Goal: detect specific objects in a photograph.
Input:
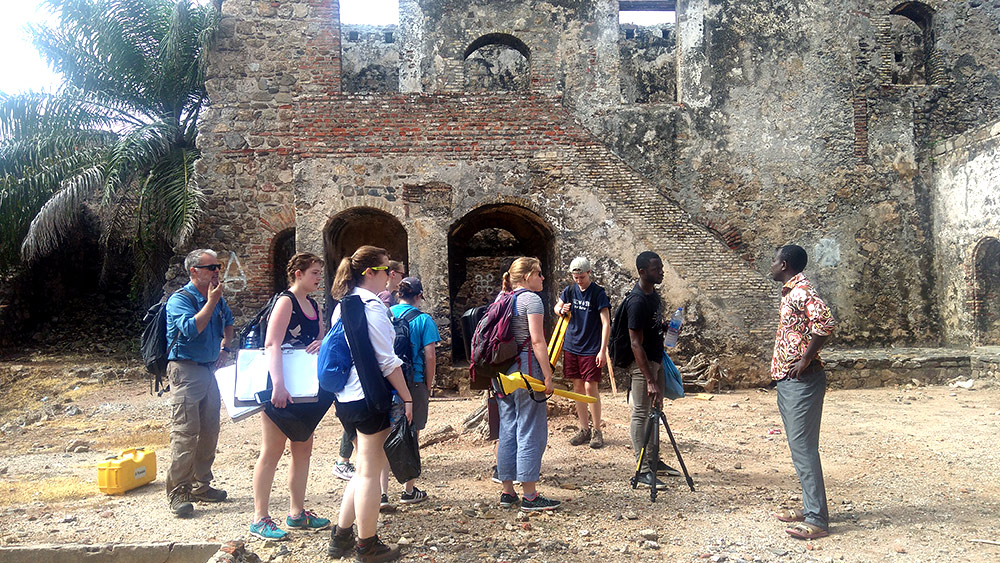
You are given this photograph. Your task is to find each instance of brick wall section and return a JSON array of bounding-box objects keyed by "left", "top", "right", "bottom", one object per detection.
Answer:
[{"left": 199, "top": 90, "right": 776, "bottom": 342}]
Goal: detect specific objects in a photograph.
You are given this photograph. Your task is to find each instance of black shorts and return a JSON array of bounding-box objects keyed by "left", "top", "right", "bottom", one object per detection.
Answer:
[{"left": 336, "top": 398, "right": 390, "bottom": 435}]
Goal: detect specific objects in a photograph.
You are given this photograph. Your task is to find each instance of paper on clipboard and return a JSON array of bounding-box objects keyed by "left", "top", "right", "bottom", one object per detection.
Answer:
[
  {"left": 235, "top": 348, "right": 320, "bottom": 406},
  {"left": 215, "top": 364, "right": 263, "bottom": 422}
]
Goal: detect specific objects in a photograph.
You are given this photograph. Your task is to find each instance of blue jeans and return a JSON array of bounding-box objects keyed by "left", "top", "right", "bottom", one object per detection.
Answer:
[
  {"left": 496, "top": 351, "right": 548, "bottom": 483},
  {"left": 777, "top": 370, "right": 829, "bottom": 529}
]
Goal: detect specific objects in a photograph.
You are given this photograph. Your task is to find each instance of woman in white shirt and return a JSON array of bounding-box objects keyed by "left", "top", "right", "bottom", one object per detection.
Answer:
[{"left": 326, "top": 245, "right": 412, "bottom": 562}]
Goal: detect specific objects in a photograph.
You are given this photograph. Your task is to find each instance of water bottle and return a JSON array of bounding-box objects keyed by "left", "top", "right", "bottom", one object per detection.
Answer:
[
  {"left": 663, "top": 307, "right": 683, "bottom": 347},
  {"left": 389, "top": 391, "right": 404, "bottom": 428},
  {"left": 243, "top": 325, "right": 258, "bottom": 349}
]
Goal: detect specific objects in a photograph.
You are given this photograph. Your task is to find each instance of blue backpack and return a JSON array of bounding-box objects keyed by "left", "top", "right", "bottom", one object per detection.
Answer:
[{"left": 318, "top": 315, "right": 351, "bottom": 393}]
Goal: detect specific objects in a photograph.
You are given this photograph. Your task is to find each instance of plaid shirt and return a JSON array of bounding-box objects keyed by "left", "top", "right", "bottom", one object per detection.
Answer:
[{"left": 770, "top": 273, "right": 835, "bottom": 380}]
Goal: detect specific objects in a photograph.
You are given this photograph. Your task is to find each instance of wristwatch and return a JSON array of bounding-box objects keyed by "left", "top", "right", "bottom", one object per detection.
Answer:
[{"left": 222, "top": 346, "right": 232, "bottom": 353}]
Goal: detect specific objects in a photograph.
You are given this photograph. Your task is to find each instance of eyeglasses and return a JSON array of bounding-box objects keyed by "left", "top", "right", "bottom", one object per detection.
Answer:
[
  {"left": 193, "top": 264, "right": 222, "bottom": 272},
  {"left": 364, "top": 265, "right": 389, "bottom": 275}
]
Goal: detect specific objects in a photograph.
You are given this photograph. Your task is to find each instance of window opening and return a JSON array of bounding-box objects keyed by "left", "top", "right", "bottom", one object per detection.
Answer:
[{"left": 463, "top": 33, "right": 530, "bottom": 92}]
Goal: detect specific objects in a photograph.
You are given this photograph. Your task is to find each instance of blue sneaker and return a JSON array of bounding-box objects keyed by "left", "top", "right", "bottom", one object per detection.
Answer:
[
  {"left": 286, "top": 509, "right": 331, "bottom": 530},
  {"left": 249, "top": 515, "right": 288, "bottom": 540}
]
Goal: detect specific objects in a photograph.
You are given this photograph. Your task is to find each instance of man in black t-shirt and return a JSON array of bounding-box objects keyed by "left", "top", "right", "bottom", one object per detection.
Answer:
[{"left": 625, "top": 251, "right": 670, "bottom": 490}]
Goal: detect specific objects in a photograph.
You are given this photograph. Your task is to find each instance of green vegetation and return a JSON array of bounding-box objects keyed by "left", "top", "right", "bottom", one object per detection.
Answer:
[{"left": 0, "top": 0, "right": 219, "bottom": 282}]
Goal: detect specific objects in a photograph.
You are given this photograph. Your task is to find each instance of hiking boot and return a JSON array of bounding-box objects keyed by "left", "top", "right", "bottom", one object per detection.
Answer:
[
  {"left": 569, "top": 428, "right": 591, "bottom": 446},
  {"left": 332, "top": 461, "right": 356, "bottom": 481},
  {"left": 635, "top": 471, "right": 668, "bottom": 490},
  {"left": 499, "top": 492, "right": 520, "bottom": 508},
  {"left": 400, "top": 486, "right": 427, "bottom": 505},
  {"left": 589, "top": 428, "right": 604, "bottom": 449},
  {"left": 168, "top": 486, "right": 194, "bottom": 517},
  {"left": 286, "top": 509, "right": 331, "bottom": 530},
  {"left": 355, "top": 535, "right": 401, "bottom": 562},
  {"left": 192, "top": 486, "right": 228, "bottom": 502},
  {"left": 521, "top": 494, "right": 561, "bottom": 512},
  {"left": 327, "top": 525, "right": 356, "bottom": 558},
  {"left": 249, "top": 515, "right": 288, "bottom": 540},
  {"left": 655, "top": 459, "right": 681, "bottom": 477}
]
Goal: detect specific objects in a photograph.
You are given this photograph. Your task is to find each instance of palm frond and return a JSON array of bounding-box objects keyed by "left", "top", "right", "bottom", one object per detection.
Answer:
[{"left": 20, "top": 166, "right": 105, "bottom": 261}]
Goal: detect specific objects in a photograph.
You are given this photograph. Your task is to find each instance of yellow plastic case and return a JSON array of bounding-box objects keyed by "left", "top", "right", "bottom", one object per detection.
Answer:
[{"left": 97, "top": 448, "right": 156, "bottom": 494}]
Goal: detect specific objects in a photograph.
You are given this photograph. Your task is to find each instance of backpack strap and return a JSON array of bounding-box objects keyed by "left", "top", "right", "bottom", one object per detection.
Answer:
[
  {"left": 166, "top": 289, "right": 198, "bottom": 354},
  {"left": 400, "top": 307, "right": 423, "bottom": 323},
  {"left": 158, "top": 288, "right": 198, "bottom": 395}
]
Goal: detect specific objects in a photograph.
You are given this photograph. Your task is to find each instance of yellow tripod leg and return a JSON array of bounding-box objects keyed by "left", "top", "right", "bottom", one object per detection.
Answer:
[
  {"left": 549, "top": 314, "right": 569, "bottom": 368},
  {"left": 500, "top": 372, "right": 597, "bottom": 403},
  {"left": 547, "top": 315, "right": 562, "bottom": 358}
]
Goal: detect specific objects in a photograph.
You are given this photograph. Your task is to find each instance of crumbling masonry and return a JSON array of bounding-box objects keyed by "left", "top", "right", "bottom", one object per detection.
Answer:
[{"left": 185, "top": 0, "right": 1000, "bottom": 387}]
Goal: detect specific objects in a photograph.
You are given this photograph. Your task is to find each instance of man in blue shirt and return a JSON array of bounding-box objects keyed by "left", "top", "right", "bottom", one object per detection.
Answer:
[
  {"left": 164, "top": 248, "right": 235, "bottom": 517},
  {"left": 554, "top": 257, "right": 611, "bottom": 449}
]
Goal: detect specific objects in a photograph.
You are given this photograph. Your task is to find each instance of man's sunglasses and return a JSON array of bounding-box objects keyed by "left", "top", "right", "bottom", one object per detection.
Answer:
[
  {"left": 364, "top": 265, "right": 390, "bottom": 275},
  {"left": 193, "top": 264, "right": 222, "bottom": 271}
]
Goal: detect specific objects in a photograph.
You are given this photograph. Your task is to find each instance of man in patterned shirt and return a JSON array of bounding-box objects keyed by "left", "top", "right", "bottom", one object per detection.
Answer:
[{"left": 769, "top": 245, "right": 835, "bottom": 540}]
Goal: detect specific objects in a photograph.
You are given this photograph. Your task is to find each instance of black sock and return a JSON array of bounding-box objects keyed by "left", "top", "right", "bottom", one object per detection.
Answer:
[{"left": 334, "top": 525, "right": 352, "bottom": 538}]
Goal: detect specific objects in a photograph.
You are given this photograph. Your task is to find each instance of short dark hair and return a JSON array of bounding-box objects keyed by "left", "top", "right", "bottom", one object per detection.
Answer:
[
  {"left": 777, "top": 245, "right": 808, "bottom": 273},
  {"left": 636, "top": 251, "right": 661, "bottom": 272}
]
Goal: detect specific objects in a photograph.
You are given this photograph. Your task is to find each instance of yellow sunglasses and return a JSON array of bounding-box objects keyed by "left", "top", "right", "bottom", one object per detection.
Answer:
[{"left": 364, "top": 265, "right": 390, "bottom": 275}]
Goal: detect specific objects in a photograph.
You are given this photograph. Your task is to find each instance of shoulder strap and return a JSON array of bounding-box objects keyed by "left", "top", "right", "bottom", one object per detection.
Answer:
[
  {"left": 401, "top": 307, "right": 422, "bottom": 323},
  {"left": 167, "top": 289, "right": 199, "bottom": 353}
]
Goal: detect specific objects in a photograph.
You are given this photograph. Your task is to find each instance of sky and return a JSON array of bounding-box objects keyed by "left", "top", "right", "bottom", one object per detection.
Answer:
[{"left": 0, "top": 0, "right": 674, "bottom": 96}]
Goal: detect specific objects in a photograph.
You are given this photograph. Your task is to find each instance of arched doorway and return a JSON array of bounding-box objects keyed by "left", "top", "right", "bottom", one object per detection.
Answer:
[
  {"left": 448, "top": 204, "right": 554, "bottom": 363},
  {"left": 973, "top": 237, "right": 1000, "bottom": 346},
  {"left": 324, "top": 207, "right": 408, "bottom": 313},
  {"left": 272, "top": 228, "right": 296, "bottom": 293}
]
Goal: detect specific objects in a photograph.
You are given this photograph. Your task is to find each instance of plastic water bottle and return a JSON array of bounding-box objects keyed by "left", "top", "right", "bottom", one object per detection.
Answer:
[
  {"left": 243, "top": 326, "right": 258, "bottom": 349},
  {"left": 663, "top": 307, "right": 683, "bottom": 347},
  {"left": 389, "top": 392, "right": 404, "bottom": 428}
]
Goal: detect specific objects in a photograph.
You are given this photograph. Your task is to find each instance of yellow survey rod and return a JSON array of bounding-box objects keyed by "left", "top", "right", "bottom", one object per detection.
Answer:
[
  {"left": 499, "top": 371, "right": 597, "bottom": 403},
  {"left": 547, "top": 313, "right": 569, "bottom": 368}
]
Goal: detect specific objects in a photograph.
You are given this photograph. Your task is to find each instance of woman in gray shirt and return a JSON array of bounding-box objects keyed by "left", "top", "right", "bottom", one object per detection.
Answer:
[{"left": 495, "top": 257, "right": 561, "bottom": 512}]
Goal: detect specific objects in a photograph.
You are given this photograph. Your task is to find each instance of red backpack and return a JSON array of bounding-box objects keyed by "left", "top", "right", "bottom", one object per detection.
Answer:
[{"left": 469, "top": 289, "right": 529, "bottom": 388}]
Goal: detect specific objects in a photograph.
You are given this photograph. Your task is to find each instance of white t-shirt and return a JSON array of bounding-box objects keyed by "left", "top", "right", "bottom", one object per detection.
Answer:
[{"left": 330, "top": 286, "right": 403, "bottom": 403}]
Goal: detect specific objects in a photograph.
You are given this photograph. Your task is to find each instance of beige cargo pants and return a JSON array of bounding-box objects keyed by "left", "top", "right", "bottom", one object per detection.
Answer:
[{"left": 164, "top": 360, "right": 221, "bottom": 495}]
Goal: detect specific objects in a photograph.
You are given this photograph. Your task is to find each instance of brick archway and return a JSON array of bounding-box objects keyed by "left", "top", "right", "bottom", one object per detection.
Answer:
[
  {"left": 323, "top": 207, "right": 408, "bottom": 312},
  {"left": 447, "top": 203, "right": 554, "bottom": 363}
]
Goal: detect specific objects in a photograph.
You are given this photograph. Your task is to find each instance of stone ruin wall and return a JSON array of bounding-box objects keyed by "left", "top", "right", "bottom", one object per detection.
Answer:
[
  {"left": 185, "top": 0, "right": 1000, "bottom": 388},
  {"left": 931, "top": 118, "right": 1000, "bottom": 347}
]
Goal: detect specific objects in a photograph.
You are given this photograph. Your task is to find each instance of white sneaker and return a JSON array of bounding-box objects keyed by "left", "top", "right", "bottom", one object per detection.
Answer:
[{"left": 332, "top": 461, "right": 355, "bottom": 481}]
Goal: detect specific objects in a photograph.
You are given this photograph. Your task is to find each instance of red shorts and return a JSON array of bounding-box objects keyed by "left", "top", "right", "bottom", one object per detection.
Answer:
[{"left": 563, "top": 351, "right": 602, "bottom": 383}]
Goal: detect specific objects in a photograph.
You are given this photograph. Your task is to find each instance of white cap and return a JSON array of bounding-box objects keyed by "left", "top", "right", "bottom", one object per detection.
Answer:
[{"left": 569, "top": 257, "right": 592, "bottom": 273}]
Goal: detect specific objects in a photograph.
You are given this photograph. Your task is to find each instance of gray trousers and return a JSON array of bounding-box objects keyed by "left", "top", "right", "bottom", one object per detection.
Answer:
[
  {"left": 165, "top": 360, "right": 221, "bottom": 495},
  {"left": 776, "top": 370, "right": 829, "bottom": 529},
  {"left": 628, "top": 361, "right": 665, "bottom": 474}
]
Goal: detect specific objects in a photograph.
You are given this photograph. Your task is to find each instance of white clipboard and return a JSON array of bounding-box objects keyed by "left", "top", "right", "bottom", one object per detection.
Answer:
[
  {"left": 214, "top": 364, "right": 263, "bottom": 422},
  {"left": 234, "top": 348, "right": 320, "bottom": 406}
]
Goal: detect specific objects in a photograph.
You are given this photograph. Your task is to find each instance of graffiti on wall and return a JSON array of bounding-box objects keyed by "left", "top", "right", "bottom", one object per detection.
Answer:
[{"left": 221, "top": 252, "right": 247, "bottom": 292}]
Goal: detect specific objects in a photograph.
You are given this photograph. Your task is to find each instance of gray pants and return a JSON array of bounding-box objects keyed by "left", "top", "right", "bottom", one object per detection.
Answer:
[
  {"left": 165, "top": 360, "right": 221, "bottom": 495},
  {"left": 628, "top": 361, "right": 665, "bottom": 474},
  {"left": 776, "top": 370, "right": 829, "bottom": 529}
]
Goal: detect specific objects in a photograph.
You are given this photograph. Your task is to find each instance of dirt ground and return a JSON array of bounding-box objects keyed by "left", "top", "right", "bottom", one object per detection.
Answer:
[{"left": 0, "top": 355, "right": 998, "bottom": 563}]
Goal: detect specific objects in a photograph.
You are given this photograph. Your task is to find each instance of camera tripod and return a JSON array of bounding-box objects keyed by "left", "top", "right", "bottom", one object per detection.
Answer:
[{"left": 630, "top": 406, "right": 695, "bottom": 501}]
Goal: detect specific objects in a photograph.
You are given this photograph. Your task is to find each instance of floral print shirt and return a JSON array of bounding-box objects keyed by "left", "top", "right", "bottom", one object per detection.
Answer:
[{"left": 770, "top": 273, "right": 836, "bottom": 380}]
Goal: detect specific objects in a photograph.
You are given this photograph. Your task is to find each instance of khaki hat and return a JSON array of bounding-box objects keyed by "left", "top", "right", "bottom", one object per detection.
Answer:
[{"left": 569, "top": 257, "right": 591, "bottom": 273}]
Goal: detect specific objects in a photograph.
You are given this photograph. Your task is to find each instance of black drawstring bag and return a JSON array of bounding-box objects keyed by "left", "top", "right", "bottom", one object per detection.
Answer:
[{"left": 384, "top": 416, "right": 421, "bottom": 484}]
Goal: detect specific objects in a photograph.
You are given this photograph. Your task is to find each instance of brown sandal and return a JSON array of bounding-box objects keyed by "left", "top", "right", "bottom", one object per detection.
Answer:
[
  {"left": 772, "top": 508, "right": 805, "bottom": 523},
  {"left": 785, "top": 522, "right": 829, "bottom": 540}
]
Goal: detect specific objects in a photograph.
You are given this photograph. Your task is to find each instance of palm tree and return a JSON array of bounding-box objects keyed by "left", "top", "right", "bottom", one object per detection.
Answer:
[{"left": 0, "top": 0, "right": 219, "bottom": 288}]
